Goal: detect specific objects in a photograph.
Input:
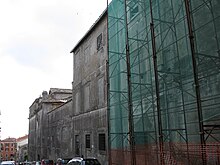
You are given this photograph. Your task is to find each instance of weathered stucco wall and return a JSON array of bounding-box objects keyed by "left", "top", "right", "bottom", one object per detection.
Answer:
[
  {"left": 47, "top": 100, "right": 73, "bottom": 160},
  {"left": 28, "top": 10, "right": 108, "bottom": 165},
  {"left": 28, "top": 89, "right": 72, "bottom": 161},
  {"left": 72, "top": 11, "right": 108, "bottom": 165}
]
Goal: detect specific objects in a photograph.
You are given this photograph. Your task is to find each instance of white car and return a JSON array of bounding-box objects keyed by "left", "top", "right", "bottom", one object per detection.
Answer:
[
  {"left": 67, "top": 157, "right": 101, "bottom": 165},
  {"left": 0, "top": 161, "right": 15, "bottom": 165}
]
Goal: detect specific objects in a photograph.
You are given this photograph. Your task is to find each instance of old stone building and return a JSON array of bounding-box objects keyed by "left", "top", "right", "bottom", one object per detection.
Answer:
[
  {"left": 47, "top": 98, "right": 72, "bottom": 160},
  {"left": 70, "top": 10, "right": 108, "bottom": 164},
  {"left": 28, "top": 88, "right": 72, "bottom": 161},
  {"left": 28, "top": 9, "right": 108, "bottom": 165}
]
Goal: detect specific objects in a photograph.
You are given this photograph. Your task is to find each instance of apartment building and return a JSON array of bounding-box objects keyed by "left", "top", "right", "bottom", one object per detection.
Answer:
[{"left": 1, "top": 137, "right": 17, "bottom": 161}]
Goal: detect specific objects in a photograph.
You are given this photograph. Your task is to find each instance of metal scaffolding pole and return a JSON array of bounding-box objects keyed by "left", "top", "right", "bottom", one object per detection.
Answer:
[
  {"left": 184, "top": 0, "right": 207, "bottom": 164},
  {"left": 106, "top": 1, "right": 113, "bottom": 164},
  {"left": 124, "top": 0, "right": 136, "bottom": 164},
  {"left": 149, "top": 0, "right": 164, "bottom": 164}
]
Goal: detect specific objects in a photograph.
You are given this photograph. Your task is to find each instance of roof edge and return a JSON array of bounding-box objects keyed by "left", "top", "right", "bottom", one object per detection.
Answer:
[{"left": 70, "top": 8, "right": 107, "bottom": 53}]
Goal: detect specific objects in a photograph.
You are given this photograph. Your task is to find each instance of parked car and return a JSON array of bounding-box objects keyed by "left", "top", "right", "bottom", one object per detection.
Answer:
[
  {"left": 61, "top": 158, "right": 72, "bottom": 165},
  {"left": 0, "top": 161, "right": 15, "bottom": 165},
  {"left": 31, "top": 161, "right": 41, "bottom": 165},
  {"left": 56, "top": 158, "right": 62, "bottom": 165},
  {"left": 67, "top": 157, "right": 101, "bottom": 165},
  {"left": 55, "top": 158, "right": 72, "bottom": 165},
  {"left": 41, "top": 160, "right": 54, "bottom": 165},
  {"left": 35, "top": 161, "right": 41, "bottom": 165}
]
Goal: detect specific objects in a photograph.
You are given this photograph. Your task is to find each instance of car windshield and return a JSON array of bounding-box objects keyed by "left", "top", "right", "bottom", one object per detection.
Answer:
[{"left": 61, "top": 159, "right": 72, "bottom": 165}]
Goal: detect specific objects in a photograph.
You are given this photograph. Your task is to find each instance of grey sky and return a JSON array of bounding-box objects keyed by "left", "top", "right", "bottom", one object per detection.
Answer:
[{"left": 0, "top": 0, "right": 107, "bottom": 139}]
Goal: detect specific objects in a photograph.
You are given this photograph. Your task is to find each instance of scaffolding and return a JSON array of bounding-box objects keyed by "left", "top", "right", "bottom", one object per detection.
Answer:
[{"left": 107, "top": 0, "right": 220, "bottom": 164}]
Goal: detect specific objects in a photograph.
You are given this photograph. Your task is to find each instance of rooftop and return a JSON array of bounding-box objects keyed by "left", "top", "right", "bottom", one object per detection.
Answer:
[{"left": 1, "top": 137, "right": 16, "bottom": 142}]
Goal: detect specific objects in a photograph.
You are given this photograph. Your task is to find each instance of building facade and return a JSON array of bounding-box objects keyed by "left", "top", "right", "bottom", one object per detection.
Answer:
[
  {"left": 28, "top": 10, "right": 108, "bottom": 164},
  {"left": 70, "top": 10, "right": 108, "bottom": 165},
  {"left": 47, "top": 99, "right": 72, "bottom": 160},
  {"left": 28, "top": 88, "right": 72, "bottom": 161},
  {"left": 1, "top": 137, "right": 17, "bottom": 161},
  {"left": 16, "top": 135, "right": 28, "bottom": 162},
  {"left": 107, "top": 0, "right": 220, "bottom": 164},
  {"left": 25, "top": 0, "right": 220, "bottom": 164}
]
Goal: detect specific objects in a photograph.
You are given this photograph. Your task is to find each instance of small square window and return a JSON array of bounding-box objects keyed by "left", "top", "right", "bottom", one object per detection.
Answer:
[
  {"left": 129, "top": 0, "right": 139, "bottom": 20},
  {"left": 85, "top": 134, "right": 91, "bottom": 148},
  {"left": 98, "top": 133, "right": 106, "bottom": 151},
  {"left": 97, "top": 33, "right": 103, "bottom": 51}
]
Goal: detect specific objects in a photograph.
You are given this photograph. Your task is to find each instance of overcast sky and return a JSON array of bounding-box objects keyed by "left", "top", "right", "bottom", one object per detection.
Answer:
[{"left": 0, "top": 0, "right": 107, "bottom": 140}]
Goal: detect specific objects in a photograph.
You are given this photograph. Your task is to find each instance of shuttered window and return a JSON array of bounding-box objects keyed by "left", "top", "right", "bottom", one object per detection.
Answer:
[{"left": 98, "top": 133, "right": 105, "bottom": 151}]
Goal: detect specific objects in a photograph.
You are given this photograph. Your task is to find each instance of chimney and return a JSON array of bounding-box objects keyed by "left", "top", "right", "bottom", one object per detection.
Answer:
[{"left": 42, "top": 91, "right": 48, "bottom": 100}]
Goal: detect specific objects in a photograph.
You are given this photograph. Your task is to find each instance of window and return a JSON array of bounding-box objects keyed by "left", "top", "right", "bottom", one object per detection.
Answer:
[
  {"left": 129, "top": 0, "right": 139, "bottom": 20},
  {"left": 85, "top": 134, "right": 91, "bottom": 149},
  {"left": 84, "top": 46, "right": 90, "bottom": 63},
  {"left": 98, "top": 77, "right": 104, "bottom": 106},
  {"left": 75, "top": 92, "right": 80, "bottom": 114},
  {"left": 84, "top": 85, "right": 90, "bottom": 111},
  {"left": 75, "top": 135, "right": 80, "bottom": 156},
  {"left": 130, "top": 5, "right": 138, "bottom": 19},
  {"left": 97, "top": 33, "right": 103, "bottom": 51},
  {"left": 98, "top": 133, "right": 106, "bottom": 151},
  {"left": 36, "top": 116, "right": 39, "bottom": 129}
]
